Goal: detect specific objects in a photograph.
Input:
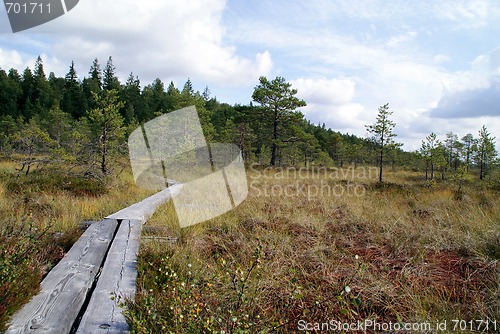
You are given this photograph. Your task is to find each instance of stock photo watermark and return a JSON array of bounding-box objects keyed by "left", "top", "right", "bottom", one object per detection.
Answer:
[
  {"left": 128, "top": 106, "right": 248, "bottom": 228},
  {"left": 248, "top": 165, "right": 378, "bottom": 200},
  {"left": 127, "top": 107, "right": 378, "bottom": 227},
  {"left": 3, "top": 0, "right": 79, "bottom": 32},
  {"left": 297, "top": 318, "right": 498, "bottom": 332}
]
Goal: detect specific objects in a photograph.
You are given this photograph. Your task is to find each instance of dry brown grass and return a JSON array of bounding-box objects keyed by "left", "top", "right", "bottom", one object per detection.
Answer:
[
  {"left": 0, "top": 160, "right": 154, "bottom": 231},
  {"left": 127, "top": 166, "right": 499, "bottom": 333}
]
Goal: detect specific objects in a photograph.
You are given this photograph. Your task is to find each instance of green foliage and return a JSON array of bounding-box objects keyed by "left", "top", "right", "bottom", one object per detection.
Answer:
[
  {"left": 252, "top": 76, "right": 307, "bottom": 165},
  {"left": 38, "top": 107, "right": 74, "bottom": 148},
  {"left": 9, "top": 118, "right": 55, "bottom": 175},
  {"left": 62, "top": 61, "right": 87, "bottom": 119},
  {"left": 103, "top": 56, "right": 121, "bottom": 91},
  {"left": 0, "top": 68, "right": 21, "bottom": 118},
  {"left": 5, "top": 171, "right": 108, "bottom": 196},
  {"left": 473, "top": 125, "right": 497, "bottom": 180},
  {"left": 365, "top": 103, "right": 399, "bottom": 182},
  {"left": 0, "top": 221, "right": 80, "bottom": 331},
  {"left": 87, "top": 90, "right": 125, "bottom": 175},
  {"left": 121, "top": 73, "right": 142, "bottom": 123},
  {"left": 0, "top": 57, "right": 496, "bottom": 174},
  {"left": 461, "top": 133, "right": 474, "bottom": 172},
  {"left": 0, "top": 224, "right": 44, "bottom": 331},
  {"left": 420, "top": 132, "right": 446, "bottom": 181},
  {"left": 125, "top": 244, "right": 266, "bottom": 333}
]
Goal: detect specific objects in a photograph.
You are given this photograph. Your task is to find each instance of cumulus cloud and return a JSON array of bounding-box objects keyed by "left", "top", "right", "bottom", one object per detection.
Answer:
[
  {"left": 433, "top": 54, "right": 451, "bottom": 64},
  {"left": 2, "top": 0, "right": 499, "bottom": 151},
  {"left": 0, "top": 49, "right": 24, "bottom": 69},
  {"left": 6, "top": 0, "right": 272, "bottom": 86},
  {"left": 387, "top": 31, "right": 417, "bottom": 48},
  {"left": 431, "top": 48, "right": 500, "bottom": 118},
  {"left": 291, "top": 78, "right": 355, "bottom": 106},
  {"left": 291, "top": 77, "right": 365, "bottom": 130},
  {"left": 435, "top": 0, "right": 489, "bottom": 28},
  {"left": 430, "top": 83, "right": 500, "bottom": 118}
]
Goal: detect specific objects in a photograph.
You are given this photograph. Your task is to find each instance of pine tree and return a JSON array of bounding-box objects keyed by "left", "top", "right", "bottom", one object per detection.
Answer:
[
  {"left": 83, "top": 59, "right": 104, "bottom": 111},
  {"left": 365, "top": 103, "right": 398, "bottom": 182},
  {"left": 202, "top": 86, "right": 211, "bottom": 101},
  {"left": 31, "top": 57, "right": 54, "bottom": 111},
  {"left": 165, "top": 81, "right": 181, "bottom": 112},
  {"left": 63, "top": 62, "right": 86, "bottom": 118},
  {"left": 121, "top": 72, "right": 142, "bottom": 123},
  {"left": 182, "top": 78, "right": 194, "bottom": 96},
  {"left": 142, "top": 78, "right": 168, "bottom": 118},
  {"left": 461, "top": 133, "right": 474, "bottom": 172},
  {"left": 252, "top": 76, "right": 306, "bottom": 166},
  {"left": 420, "top": 132, "right": 446, "bottom": 181},
  {"left": 87, "top": 90, "right": 125, "bottom": 175},
  {"left": 445, "top": 132, "right": 461, "bottom": 171},
  {"left": 10, "top": 118, "right": 54, "bottom": 175},
  {"left": 20, "top": 67, "right": 35, "bottom": 119},
  {"left": 65, "top": 61, "right": 78, "bottom": 82},
  {"left": 89, "top": 58, "right": 102, "bottom": 90},
  {"left": 33, "top": 56, "right": 45, "bottom": 80},
  {"left": 103, "top": 56, "right": 120, "bottom": 91},
  {"left": 474, "top": 125, "right": 497, "bottom": 180},
  {"left": 0, "top": 68, "right": 21, "bottom": 118}
]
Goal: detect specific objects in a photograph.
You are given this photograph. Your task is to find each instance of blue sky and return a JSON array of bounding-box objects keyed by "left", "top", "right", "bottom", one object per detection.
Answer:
[{"left": 1, "top": 0, "right": 499, "bottom": 150}]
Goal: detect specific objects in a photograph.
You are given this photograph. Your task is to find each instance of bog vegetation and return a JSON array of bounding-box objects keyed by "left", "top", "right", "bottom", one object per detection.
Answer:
[
  {"left": 127, "top": 168, "right": 499, "bottom": 333},
  {"left": 0, "top": 56, "right": 498, "bottom": 332}
]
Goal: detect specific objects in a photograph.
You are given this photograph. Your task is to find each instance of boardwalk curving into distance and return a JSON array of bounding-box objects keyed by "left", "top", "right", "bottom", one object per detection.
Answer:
[{"left": 6, "top": 184, "right": 183, "bottom": 334}]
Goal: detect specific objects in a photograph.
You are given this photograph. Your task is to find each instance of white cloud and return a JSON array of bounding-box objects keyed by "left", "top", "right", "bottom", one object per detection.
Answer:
[
  {"left": 290, "top": 77, "right": 365, "bottom": 131},
  {"left": 430, "top": 48, "right": 500, "bottom": 119},
  {"left": 433, "top": 54, "right": 450, "bottom": 64},
  {"left": 16, "top": 0, "right": 272, "bottom": 86},
  {"left": 291, "top": 77, "right": 356, "bottom": 106},
  {"left": 436, "top": 0, "right": 488, "bottom": 24},
  {"left": 2, "top": 0, "right": 499, "bottom": 151},
  {"left": 0, "top": 48, "right": 24, "bottom": 70},
  {"left": 387, "top": 31, "right": 417, "bottom": 47}
]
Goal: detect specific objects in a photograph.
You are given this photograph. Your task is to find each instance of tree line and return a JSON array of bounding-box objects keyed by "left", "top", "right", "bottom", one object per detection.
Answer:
[
  {"left": 419, "top": 127, "right": 497, "bottom": 181},
  {"left": 0, "top": 56, "right": 497, "bottom": 181}
]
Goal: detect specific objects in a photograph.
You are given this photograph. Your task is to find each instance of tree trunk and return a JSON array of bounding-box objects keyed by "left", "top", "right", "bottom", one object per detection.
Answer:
[
  {"left": 479, "top": 147, "right": 484, "bottom": 180},
  {"left": 270, "top": 111, "right": 278, "bottom": 166},
  {"left": 379, "top": 146, "right": 383, "bottom": 183},
  {"left": 101, "top": 129, "right": 107, "bottom": 174},
  {"left": 379, "top": 124, "right": 385, "bottom": 183},
  {"left": 480, "top": 160, "right": 484, "bottom": 180},
  {"left": 465, "top": 151, "right": 470, "bottom": 172}
]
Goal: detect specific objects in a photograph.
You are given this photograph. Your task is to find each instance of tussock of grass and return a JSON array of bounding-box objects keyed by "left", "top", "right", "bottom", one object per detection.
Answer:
[{"left": 127, "top": 167, "right": 499, "bottom": 333}]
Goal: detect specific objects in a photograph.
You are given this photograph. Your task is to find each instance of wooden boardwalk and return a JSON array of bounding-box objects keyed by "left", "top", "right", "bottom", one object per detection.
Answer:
[{"left": 6, "top": 184, "right": 182, "bottom": 334}]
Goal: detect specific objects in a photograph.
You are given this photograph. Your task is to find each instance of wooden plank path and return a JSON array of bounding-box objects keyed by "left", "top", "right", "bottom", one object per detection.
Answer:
[{"left": 6, "top": 184, "right": 183, "bottom": 334}]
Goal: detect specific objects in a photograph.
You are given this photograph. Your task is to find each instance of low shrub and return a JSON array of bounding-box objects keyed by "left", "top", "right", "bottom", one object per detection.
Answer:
[
  {"left": 0, "top": 221, "right": 80, "bottom": 331},
  {"left": 5, "top": 171, "right": 108, "bottom": 197}
]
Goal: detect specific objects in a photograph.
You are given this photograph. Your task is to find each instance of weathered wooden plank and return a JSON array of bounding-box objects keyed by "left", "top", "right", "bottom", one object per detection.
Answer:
[
  {"left": 79, "top": 221, "right": 97, "bottom": 230},
  {"left": 106, "top": 184, "right": 182, "bottom": 222},
  {"left": 76, "top": 219, "right": 143, "bottom": 334},
  {"left": 6, "top": 219, "right": 119, "bottom": 334}
]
